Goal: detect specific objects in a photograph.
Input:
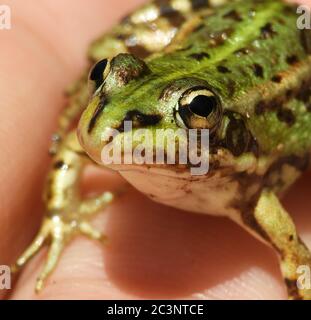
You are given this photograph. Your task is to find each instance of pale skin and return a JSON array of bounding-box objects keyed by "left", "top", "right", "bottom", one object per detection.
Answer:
[{"left": 0, "top": 0, "right": 311, "bottom": 299}]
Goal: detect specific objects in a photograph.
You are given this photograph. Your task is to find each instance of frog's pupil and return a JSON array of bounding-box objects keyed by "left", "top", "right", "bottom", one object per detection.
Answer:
[{"left": 189, "top": 95, "right": 217, "bottom": 117}]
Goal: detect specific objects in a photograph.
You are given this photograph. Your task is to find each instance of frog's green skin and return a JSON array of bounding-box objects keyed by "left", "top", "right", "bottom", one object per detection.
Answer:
[{"left": 13, "top": 0, "right": 311, "bottom": 299}]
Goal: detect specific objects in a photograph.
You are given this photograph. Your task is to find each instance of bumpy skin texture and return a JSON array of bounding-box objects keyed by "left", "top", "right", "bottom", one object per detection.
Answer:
[{"left": 5, "top": 0, "right": 309, "bottom": 298}]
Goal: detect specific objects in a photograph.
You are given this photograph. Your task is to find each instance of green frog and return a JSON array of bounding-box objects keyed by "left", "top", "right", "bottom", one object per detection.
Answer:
[{"left": 12, "top": 0, "right": 311, "bottom": 299}]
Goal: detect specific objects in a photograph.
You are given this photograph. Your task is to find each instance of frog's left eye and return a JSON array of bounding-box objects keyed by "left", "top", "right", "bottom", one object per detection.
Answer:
[
  {"left": 88, "top": 58, "right": 110, "bottom": 93},
  {"left": 175, "top": 87, "right": 222, "bottom": 130}
]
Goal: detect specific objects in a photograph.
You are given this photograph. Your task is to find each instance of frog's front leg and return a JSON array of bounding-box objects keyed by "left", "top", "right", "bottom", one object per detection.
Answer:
[
  {"left": 239, "top": 190, "right": 311, "bottom": 300},
  {"left": 12, "top": 131, "right": 114, "bottom": 293}
]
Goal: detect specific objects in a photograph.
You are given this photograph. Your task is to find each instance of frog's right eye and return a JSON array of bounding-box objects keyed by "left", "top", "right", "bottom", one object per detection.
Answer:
[
  {"left": 88, "top": 58, "right": 110, "bottom": 93},
  {"left": 175, "top": 87, "right": 222, "bottom": 130}
]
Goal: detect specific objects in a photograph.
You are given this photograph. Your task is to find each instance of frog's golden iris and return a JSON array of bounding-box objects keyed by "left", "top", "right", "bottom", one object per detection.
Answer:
[{"left": 175, "top": 87, "right": 222, "bottom": 130}]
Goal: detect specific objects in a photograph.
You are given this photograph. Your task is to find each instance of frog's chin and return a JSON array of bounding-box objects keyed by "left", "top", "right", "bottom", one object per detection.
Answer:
[
  {"left": 104, "top": 163, "right": 196, "bottom": 179},
  {"left": 105, "top": 162, "right": 243, "bottom": 217}
]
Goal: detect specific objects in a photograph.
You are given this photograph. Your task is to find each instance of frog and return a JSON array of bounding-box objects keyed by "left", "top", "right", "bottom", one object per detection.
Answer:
[{"left": 12, "top": 0, "right": 311, "bottom": 299}]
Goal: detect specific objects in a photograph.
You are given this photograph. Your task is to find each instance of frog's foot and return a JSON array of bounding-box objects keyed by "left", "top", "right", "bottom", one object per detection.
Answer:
[
  {"left": 12, "top": 191, "right": 114, "bottom": 293},
  {"left": 238, "top": 189, "right": 311, "bottom": 300},
  {"left": 12, "top": 216, "right": 107, "bottom": 293}
]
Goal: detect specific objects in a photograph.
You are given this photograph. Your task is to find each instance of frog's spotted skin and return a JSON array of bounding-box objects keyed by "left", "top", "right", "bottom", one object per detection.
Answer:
[
  {"left": 89, "top": 0, "right": 226, "bottom": 61},
  {"left": 13, "top": 0, "right": 311, "bottom": 299}
]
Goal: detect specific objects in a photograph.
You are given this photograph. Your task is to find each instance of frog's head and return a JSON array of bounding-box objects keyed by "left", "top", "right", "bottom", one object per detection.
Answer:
[{"left": 78, "top": 53, "right": 255, "bottom": 180}]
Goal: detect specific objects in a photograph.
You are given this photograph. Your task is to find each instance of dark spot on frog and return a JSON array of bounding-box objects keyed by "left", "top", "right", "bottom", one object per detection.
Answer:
[
  {"left": 283, "top": 4, "right": 298, "bottom": 15},
  {"left": 116, "top": 110, "right": 162, "bottom": 132},
  {"left": 234, "top": 47, "right": 251, "bottom": 56},
  {"left": 223, "top": 111, "right": 253, "bottom": 157},
  {"left": 168, "top": 12, "right": 186, "bottom": 28},
  {"left": 53, "top": 160, "right": 70, "bottom": 170},
  {"left": 208, "top": 28, "right": 233, "bottom": 47},
  {"left": 272, "top": 96, "right": 286, "bottom": 110},
  {"left": 127, "top": 44, "right": 151, "bottom": 59},
  {"left": 271, "top": 74, "right": 282, "bottom": 83},
  {"left": 286, "top": 89, "right": 294, "bottom": 99},
  {"left": 286, "top": 55, "right": 299, "bottom": 65},
  {"left": 255, "top": 95, "right": 286, "bottom": 116},
  {"left": 260, "top": 23, "right": 277, "bottom": 39},
  {"left": 289, "top": 235, "right": 294, "bottom": 242},
  {"left": 300, "top": 29, "right": 311, "bottom": 54},
  {"left": 88, "top": 95, "right": 107, "bottom": 134},
  {"left": 296, "top": 79, "right": 311, "bottom": 103},
  {"left": 191, "top": 0, "right": 209, "bottom": 10},
  {"left": 255, "top": 101, "right": 267, "bottom": 115},
  {"left": 217, "top": 65, "right": 231, "bottom": 73},
  {"left": 253, "top": 63, "right": 264, "bottom": 78},
  {"left": 193, "top": 24, "right": 205, "bottom": 33},
  {"left": 189, "top": 52, "right": 210, "bottom": 61},
  {"left": 116, "top": 33, "right": 127, "bottom": 41},
  {"left": 223, "top": 9, "right": 242, "bottom": 22},
  {"left": 156, "top": 0, "right": 186, "bottom": 28},
  {"left": 285, "top": 278, "right": 303, "bottom": 300},
  {"left": 277, "top": 109, "right": 296, "bottom": 126},
  {"left": 155, "top": 0, "right": 175, "bottom": 16},
  {"left": 226, "top": 79, "right": 236, "bottom": 97}
]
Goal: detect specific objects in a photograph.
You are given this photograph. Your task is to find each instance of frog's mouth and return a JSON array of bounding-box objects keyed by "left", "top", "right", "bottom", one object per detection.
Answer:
[
  {"left": 79, "top": 121, "right": 241, "bottom": 179},
  {"left": 94, "top": 125, "right": 217, "bottom": 177}
]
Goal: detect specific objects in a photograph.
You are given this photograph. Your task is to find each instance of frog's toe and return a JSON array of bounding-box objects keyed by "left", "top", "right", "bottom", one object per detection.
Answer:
[
  {"left": 78, "top": 221, "right": 107, "bottom": 243},
  {"left": 11, "top": 219, "right": 51, "bottom": 273},
  {"left": 13, "top": 214, "right": 108, "bottom": 293},
  {"left": 34, "top": 218, "right": 107, "bottom": 292},
  {"left": 35, "top": 231, "right": 65, "bottom": 293}
]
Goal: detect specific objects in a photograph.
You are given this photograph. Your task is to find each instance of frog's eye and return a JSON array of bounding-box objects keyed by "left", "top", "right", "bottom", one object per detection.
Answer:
[
  {"left": 175, "top": 87, "right": 222, "bottom": 130},
  {"left": 88, "top": 58, "right": 110, "bottom": 93}
]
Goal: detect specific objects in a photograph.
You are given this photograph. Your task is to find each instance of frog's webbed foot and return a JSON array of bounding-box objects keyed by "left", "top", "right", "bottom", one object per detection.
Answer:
[{"left": 12, "top": 192, "right": 113, "bottom": 293}]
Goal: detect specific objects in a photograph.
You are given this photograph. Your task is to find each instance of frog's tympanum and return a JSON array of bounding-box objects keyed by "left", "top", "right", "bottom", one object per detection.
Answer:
[{"left": 13, "top": 0, "right": 311, "bottom": 299}]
